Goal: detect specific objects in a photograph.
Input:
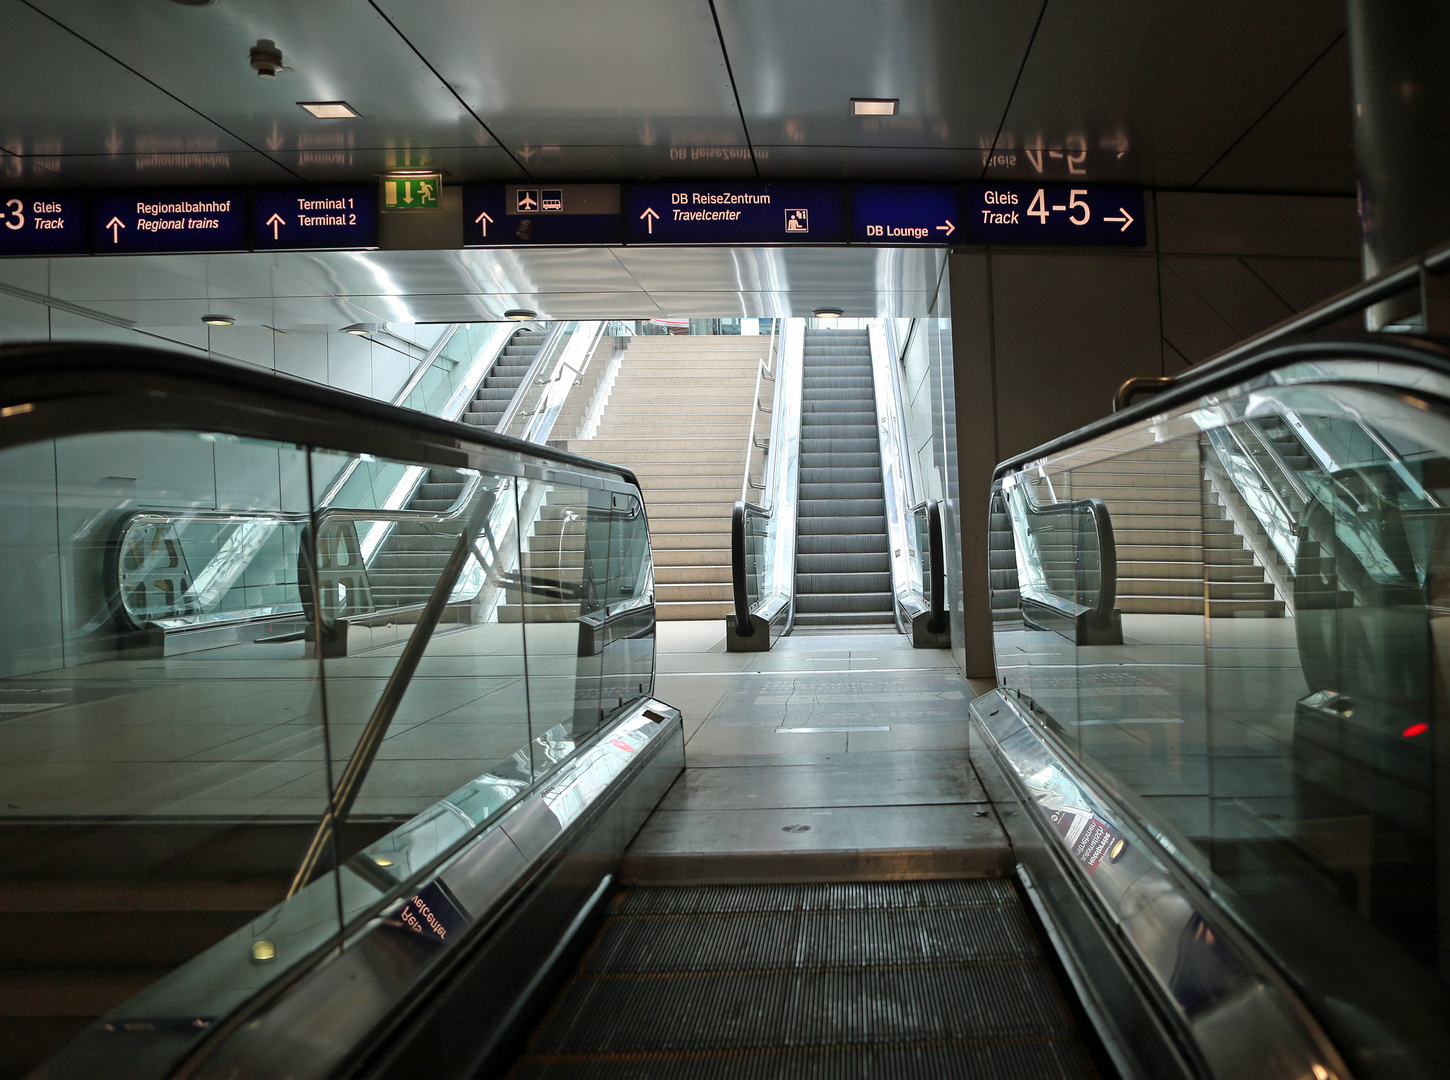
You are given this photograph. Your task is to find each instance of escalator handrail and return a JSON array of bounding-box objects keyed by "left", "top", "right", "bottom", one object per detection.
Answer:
[
  {"left": 870, "top": 318, "right": 923, "bottom": 636},
  {"left": 1011, "top": 482, "right": 1119, "bottom": 623},
  {"left": 730, "top": 500, "right": 769, "bottom": 632},
  {"left": 493, "top": 321, "right": 571, "bottom": 435},
  {"left": 995, "top": 332, "right": 1450, "bottom": 482},
  {"left": 0, "top": 342, "right": 642, "bottom": 487},
  {"left": 927, "top": 499, "right": 947, "bottom": 634},
  {"left": 726, "top": 320, "right": 804, "bottom": 637},
  {"left": 1107, "top": 235, "right": 1450, "bottom": 418}
]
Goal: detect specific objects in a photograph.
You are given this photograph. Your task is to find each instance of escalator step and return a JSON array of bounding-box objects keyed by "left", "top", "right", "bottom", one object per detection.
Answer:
[{"left": 512, "top": 880, "right": 1094, "bottom": 1079}]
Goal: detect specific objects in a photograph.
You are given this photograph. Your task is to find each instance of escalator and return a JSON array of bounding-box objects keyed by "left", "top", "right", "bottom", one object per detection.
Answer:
[
  {"left": 793, "top": 327, "right": 894, "bottom": 628},
  {"left": 510, "top": 880, "right": 1099, "bottom": 1078},
  {"left": 465, "top": 330, "right": 546, "bottom": 431},
  {"left": 9, "top": 302, "right": 1450, "bottom": 1080}
]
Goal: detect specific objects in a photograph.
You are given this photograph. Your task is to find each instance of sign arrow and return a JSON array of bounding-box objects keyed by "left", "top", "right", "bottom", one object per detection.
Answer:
[
  {"left": 105, "top": 216, "right": 125, "bottom": 243},
  {"left": 1103, "top": 207, "right": 1134, "bottom": 232},
  {"left": 265, "top": 212, "right": 286, "bottom": 240},
  {"left": 639, "top": 207, "right": 659, "bottom": 234},
  {"left": 474, "top": 210, "right": 493, "bottom": 237},
  {"left": 936, "top": 219, "right": 955, "bottom": 237}
]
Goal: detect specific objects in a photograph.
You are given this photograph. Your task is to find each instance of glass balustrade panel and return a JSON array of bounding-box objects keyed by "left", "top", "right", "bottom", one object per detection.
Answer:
[{"left": 993, "top": 378, "right": 1450, "bottom": 1066}]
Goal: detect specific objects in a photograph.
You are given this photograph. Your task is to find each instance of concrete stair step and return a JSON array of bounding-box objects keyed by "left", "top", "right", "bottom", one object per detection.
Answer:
[
  {"left": 655, "top": 547, "right": 730, "bottom": 565},
  {"left": 654, "top": 565, "right": 731, "bottom": 584},
  {"left": 655, "top": 599, "right": 734, "bottom": 619},
  {"left": 658, "top": 583, "right": 733, "bottom": 602}
]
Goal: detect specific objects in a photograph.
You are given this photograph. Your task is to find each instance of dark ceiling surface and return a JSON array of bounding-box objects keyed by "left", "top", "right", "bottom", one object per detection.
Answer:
[{"left": 1, "top": 0, "right": 1354, "bottom": 195}]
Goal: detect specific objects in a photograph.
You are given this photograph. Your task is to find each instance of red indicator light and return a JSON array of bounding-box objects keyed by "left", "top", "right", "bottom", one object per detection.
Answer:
[{"left": 1403, "top": 723, "right": 1429, "bottom": 738}]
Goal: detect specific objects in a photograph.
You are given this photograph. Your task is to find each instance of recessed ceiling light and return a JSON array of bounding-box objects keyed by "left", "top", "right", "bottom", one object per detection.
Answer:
[
  {"left": 504, "top": 309, "right": 537, "bottom": 321},
  {"left": 851, "top": 98, "right": 898, "bottom": 116},
  {"left": 813, "top": 307, "right": 844, "bottom": 319},
  {"left": 340, "top": 322, "right": 376, "bottom": 336},
  {"left": 201, "top": 314, "right": 235, "bottom": 326},
  {"left": 298, "top": 101, "right": 360, "bottom": 119}
]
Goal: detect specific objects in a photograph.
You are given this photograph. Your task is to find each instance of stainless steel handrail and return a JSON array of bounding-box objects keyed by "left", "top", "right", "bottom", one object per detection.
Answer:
[
  {"left": 870, "top": 318, "right": 926, "bottom": 636},
  {"left": 740, "top": 319, "right": 779, "bottom": 502},
  {"left": 513, "top": 321, "right": 610, "bottom": 443},
  {"left": 389, "top": 322, "right": 462, "bottom": 405},
  {"left": 494, "top": 321, "right": 569, "bottom": 435},
  {"left": 288, "top": 485, "right": 506, "bottom": 896},
  {"left": 726, "top": 319, "right": 803, "bottom": 646},
  {"left": 1219, "top": 424, "right": 1301, "bottom": 528}
]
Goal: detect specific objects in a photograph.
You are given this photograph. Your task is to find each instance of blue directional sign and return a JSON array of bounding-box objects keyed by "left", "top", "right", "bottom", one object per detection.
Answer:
[
  {"left": 964, "top": 183, "right": 1145, "bottom": 246},
  {"left": 252, "top": 187, "right": 376, "bottom": 250},
  {"left": 0, "top": 194, "right": 87, "bottom": 256},
  {"left": 624, "top": 183, "right": 846, "bottom": 243},
  {"left": 92, "top": 190, "right": 246, "bottom": 254},
  {"left": 463, "top": 184, "right": 622, "bottom": 245},
  {"left": 850, "top": 185, "right": 960, "bottom": 244}
]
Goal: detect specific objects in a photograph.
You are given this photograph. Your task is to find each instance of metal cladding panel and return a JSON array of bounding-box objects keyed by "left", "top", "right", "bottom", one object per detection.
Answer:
[
  {"left": 29, "top": 0, "right": 496, "bottom": 155},
  {"left": 0, "top": 2, "right": 250, "bottom": 159},
  {"left": 994, "top": 0, "right": 1345, "bottom": 176},
  {"left": 373, "top": 0, "right": 746, "bottom": 149},
  {"left": 714, "top": 0, "right": 1039, "bottom": 151},
  {"left": 268, "top": 146, "right": 527, "bottom": 185}
]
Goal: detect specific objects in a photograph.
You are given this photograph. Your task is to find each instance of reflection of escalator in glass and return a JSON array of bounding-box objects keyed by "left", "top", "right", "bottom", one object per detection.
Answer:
[{"left": 363, "top": 469, "right": 471, "bottom": 610}]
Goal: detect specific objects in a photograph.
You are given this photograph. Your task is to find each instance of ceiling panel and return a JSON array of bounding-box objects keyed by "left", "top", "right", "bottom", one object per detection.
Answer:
[
  {"left": 717, "top": 0, "right": 1039, "bottom": 151},
  {"left": 30, "top": 0, "right": 497, "bottom": 159},
  {"left": 1195, "top": 36, "right": 1354, "bottom": 193},
  {"left": 33, "top": 150, "right": 297, "bottom": 187},
  {"left": 0, "top": 148, "right": 78, "bottom": 188},
  {"left": 375, "top": 0, "right": 746, "bottom": 154},
  {"left": 995, "top": 0, "right": 1345, "bottom": 162},
  {"left": 257, "top": 249, "right": 648, "bottom": 299},
  {"left": 519, "top": 144, "right": 757, "bottom": 179},
  {"left": 613, "top": 245, "right": 945, "bottom": 295},
  {"left": 0, "top": 0, "right": 249, "bottom": 159},
  {"left": 980, "top": 149, "right": 1222, "bottom": 188},
  {"left": 359, "top": 292, "right": 664, "bottom": 323},
  {"left": 267, "top": 145, "right": 526, "bottom": 184},
  {"left": 755, "top": 145, "right": 993, "bottom": 180}
]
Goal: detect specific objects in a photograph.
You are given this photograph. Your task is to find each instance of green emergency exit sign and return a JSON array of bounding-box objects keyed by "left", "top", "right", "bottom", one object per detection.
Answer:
[{"left": 381, "top": 173, "right": 442, "bottom": 211}]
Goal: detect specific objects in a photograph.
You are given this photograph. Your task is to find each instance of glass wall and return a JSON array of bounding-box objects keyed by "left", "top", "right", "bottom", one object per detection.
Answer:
[
  {"left": 993, "top": 356, "right": 1450, "bottom": 1070},
  {"left": 0, "top": 422, "right": 654, "bottom": 1076}
]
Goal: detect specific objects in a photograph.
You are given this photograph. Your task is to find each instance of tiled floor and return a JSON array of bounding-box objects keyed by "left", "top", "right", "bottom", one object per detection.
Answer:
[{"left": 626, "top": 623, "right": 1007, "bottom": 882}]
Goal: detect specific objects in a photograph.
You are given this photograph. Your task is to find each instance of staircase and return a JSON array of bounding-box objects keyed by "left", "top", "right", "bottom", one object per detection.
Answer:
[
  {"left": 793, "top": 328, "right": 893, "bottom": 628},
  {"left": 356, "top": 328, "right": 546, "bottom": 613},
  {"left": 363, "top": 469, "right": 468, "bottom": 610},
  {"left": 463, "top": 329, "right": 545, "bottom": 432},
  {"left": 1065, "top": 441, "right": 1284, "bottom": 617},
  {"left": 565, "top": 335, "right": 770, "bottom": 620}
]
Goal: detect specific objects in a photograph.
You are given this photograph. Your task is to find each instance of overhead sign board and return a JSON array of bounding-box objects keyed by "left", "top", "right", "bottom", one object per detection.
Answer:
[
  {"left": 463, "top": 184, "right": 622, "bottom": 245},
  {"left": 623, "top": 183, "right": 846, "bottom": 244},
  {"left": 252, "top": 187, "right": 377, "bottom": 250},
  {"left": 91, "top": 190, "right": 247, "bottom": 254},
  {"left": 964, "top": 183, "right": 1145, "bottom": 246},
  {"left": 850, "top": 185, "right": 959, "bottom": 245},
  {"left": 0, "top": 194, "right": 87, "bottom": 255},
  {"left": 381, "top": 173, "right": 441, "bottom": 212}
]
